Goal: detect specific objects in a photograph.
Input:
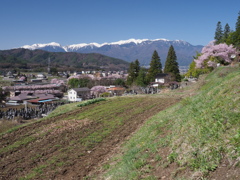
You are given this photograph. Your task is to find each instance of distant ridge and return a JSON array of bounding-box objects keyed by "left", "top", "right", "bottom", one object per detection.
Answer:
[
  {"left": 0, "top": 48, "right": 129, "bottom": 71},
  {"left": 21, "top": 38, "right": 203, "bottom": 66}
]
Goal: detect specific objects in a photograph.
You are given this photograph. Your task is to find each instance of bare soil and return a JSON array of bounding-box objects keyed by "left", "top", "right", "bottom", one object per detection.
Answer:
[{"left": 0, "top": 96, "right": 180, "bottom": 180}]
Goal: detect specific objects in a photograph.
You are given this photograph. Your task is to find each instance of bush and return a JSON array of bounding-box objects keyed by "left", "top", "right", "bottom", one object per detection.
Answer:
[{"left": 77, "top": 98, "right": 106, "bottom": 107}]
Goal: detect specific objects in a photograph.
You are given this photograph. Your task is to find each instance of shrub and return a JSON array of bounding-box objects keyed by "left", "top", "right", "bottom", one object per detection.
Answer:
[{"left": 77, "top": 98, "right": 106, "bottom": 107}]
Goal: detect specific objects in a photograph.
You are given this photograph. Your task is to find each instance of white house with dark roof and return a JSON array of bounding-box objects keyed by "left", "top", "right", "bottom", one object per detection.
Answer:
[
  {"left": 155, "top": 73, "right": 170, "bottom": 84},
  {"left": 36, "top": 74, "right": 47, "bottom": 79},
  {"left": 67, "top": 87, "right": 90, "bottom": 102}
]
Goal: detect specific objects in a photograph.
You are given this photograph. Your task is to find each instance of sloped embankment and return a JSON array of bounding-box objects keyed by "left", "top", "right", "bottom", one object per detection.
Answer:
[
  {"left": 0, "top": 96, "right": 180, "bottom": 179},
  {"left": 99, "top": 66, "right": 240, "bottom": 180}
]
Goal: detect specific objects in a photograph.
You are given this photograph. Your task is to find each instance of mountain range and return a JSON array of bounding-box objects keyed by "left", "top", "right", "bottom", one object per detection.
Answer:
[{"left": 22, "top": 39, "right": 204, "bottom": 66}]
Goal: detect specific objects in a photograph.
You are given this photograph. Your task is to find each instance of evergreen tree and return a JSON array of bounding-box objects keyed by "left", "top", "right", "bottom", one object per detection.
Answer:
[
  {"left": 114, "top": 78, "right": 126, "bottom": 86},
  {"left": 126, "top": 59, "right": 140, "bottom": 85},
  {"left": 224, "top": 12, "right": 240, "bottom": 47},
  {"left": 236, "top": 11, "right": 240, "bottom": 32},
  {"left": 135, "top": 68, "right": 147, "bottom": 87},
  {"left": 214, "top": 21, "right": 223, "bottom": 44},
  {"left": 222, "top": 23, "right": 231, "bottom": 43},
  {"left": 234, "top": 11, "right": 240, "bottom": 47},
  {"left": 146, "top": 50, "right": 162, "bottom": 83},
  {"left": 164, "top": 45, "right": 181, "bottom": 82},
  {"left": 127, "top": 62, "right": 135, "bottom": 85},
  {"left": 134, "top": 59, "right": 140, "bottom": 78}
]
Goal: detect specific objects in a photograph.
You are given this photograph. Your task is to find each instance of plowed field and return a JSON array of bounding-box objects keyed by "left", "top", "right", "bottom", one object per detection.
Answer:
[{"left": 0, "top": 96, "right": 180, "bottom": 180}]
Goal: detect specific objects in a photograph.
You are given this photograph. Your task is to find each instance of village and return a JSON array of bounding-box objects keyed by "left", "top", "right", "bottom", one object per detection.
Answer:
[{"left": 0, "top": 67, "right": 188, "bottom": 122}]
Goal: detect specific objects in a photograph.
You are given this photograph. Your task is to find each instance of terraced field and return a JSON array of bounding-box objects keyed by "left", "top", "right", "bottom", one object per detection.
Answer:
[{"left": 0, "top": 96, "right": 180, "bottom": 179}]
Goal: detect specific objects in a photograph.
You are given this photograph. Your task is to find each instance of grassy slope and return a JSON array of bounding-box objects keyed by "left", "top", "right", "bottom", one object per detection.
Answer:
[{"left": 100, "top": 66, "right": 240, "bottom": 180}]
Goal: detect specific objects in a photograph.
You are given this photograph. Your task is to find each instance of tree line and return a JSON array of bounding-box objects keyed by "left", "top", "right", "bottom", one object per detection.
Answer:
[
  {"left": 127, "top": 45, "right": 181, "bottom": 87},
  {"left": 214, "top": 11, "right": 240, "bottom": 47}
]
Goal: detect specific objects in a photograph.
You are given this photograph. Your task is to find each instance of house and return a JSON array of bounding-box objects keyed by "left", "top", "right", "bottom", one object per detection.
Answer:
[
  {"left": 107, "top": 86, "right": 125, "bottom": 96},
  {"left": 154, "top": 73, "right": 170, "bottom": 84},
  {"left": 7, "top": 93, "right": 56, "bottom": 105},
  {"left": 68, "top": 87, "right": 90, "bottom": 102},
  {"left": 27, "top": 94, "right": 57, "bottom": 104},
  {"left": 36, "top": 74, "right": 47, "bottom": 80},
  {"left": 13, "top": 80, "right": 27, "bottom": 86},
  {"left": 151, "top": 73, "right": 176, "bottom": 89}
]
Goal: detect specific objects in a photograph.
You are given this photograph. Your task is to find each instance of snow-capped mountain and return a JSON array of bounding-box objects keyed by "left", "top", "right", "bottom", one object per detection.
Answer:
[
  {"left": 21, "top": 38, "right": 203, "bottom": 66},
  {"left": 22, "top": 42, "right": 65, "bottom": 52}
]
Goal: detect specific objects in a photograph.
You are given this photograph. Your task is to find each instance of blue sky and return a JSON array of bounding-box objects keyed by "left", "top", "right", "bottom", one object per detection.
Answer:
[{"left": 0, "top": 0, "right": 239, "bottom": 50}]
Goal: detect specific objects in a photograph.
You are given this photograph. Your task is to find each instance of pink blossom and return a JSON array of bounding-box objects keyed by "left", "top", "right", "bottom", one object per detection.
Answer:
[
  {"left": 207, "top": 61, "right": 217, "bottom": 68},
  {"left": 91, "top": 86, "right": 107, "bottom": 97},
  {"left": 68, "top": 74, "right": 97, "bottom": 81},
  {"left": 51, "top": 78, "right": 65, "bottom": 85},
  {"left": 19, "top": 76, "right": 26, "bottom": 81},
  {"left": 194, "top": 42, "right": 237, "bottom": 68}
]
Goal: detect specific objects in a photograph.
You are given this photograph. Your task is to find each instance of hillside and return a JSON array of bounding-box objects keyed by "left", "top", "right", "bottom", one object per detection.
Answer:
[
  {"left": 0, "top": 66, "right": 240, "bottom": 179},
  {"left": 99, "top": 66, "right": 240, "bottom": 180},
  {"left": 0, "top": 48, "right": 129, "bottom": 71}
]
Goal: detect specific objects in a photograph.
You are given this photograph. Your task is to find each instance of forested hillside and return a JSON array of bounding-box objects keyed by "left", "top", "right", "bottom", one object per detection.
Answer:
[{"left": 0, "top": 48, "right": 129, "bottom": 72}]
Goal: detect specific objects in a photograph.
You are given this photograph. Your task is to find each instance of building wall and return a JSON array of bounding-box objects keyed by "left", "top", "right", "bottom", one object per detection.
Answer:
[
  {"left": 68, "top": 89, "right": 77, "bottom": 101},
  {"left": 155, "top": 78, "right": 165, "bottom": 83}
]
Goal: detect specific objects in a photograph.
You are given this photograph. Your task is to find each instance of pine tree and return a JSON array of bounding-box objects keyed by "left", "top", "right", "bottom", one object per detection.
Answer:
[
  {"left": 164, "top": 45, "right": 181, "bottom": 82},
  {"left": 127, "top": 62, "right": 135, "bottom": 85},
  {"left": 146, "top": 50, "right": 162, "bottom": 83},
  {"left": 234, "top": 11, "right": 240, "bottom": 47},
  {"left": 126, "top": 59, "right": 140, "bottom": 85},
  {"left": 136, "top": 68, "right": 147, "bottom": 87},
  {"left": 134, "top": 59, "right": 140, "bottom": 78},
  {"left": 223, "top": 23, "right": 231, "bottom": 43},
  {"left": 214, "top": 21, "right": 223, "bottom": 44},
  {"left": 236, "top": 11, "right": 240, "bottom": 32},
  {"left": 224, "top": 12, "right": 240, "bottom": 47}
]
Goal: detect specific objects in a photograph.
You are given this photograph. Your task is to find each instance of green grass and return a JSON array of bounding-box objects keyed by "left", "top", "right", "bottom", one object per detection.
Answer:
[
  {"left": 19, "top": 164, "right": 48, "bottom": 180},
  {"left": 0, "top": 136, "right": 36, "bottom": 154},
  {"left": 102, "top": 66, "right": 240, "bottom": 179},
  {"left": 77, "top": 98, "right": 106, "bottom": 107}
]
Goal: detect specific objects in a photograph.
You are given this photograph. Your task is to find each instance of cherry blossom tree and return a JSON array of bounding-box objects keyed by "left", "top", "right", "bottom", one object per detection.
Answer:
[
  {"left": 68, "top": 74, "right": 100, "bottom": 81},
  {"left": 51, "top": 78, "right": 65, "bottom": 85},
  {"left": 91, "top": 86, "right": 107, "bottom": 97},
  {"left": 2, "top": 84, "right": 62, "bottom": 93},
  {"left": 19, "top": 76, "right": 26, "bottom": 81},
  {"left": 194, "top": 41, "right": 237, "bottom": 68}
]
